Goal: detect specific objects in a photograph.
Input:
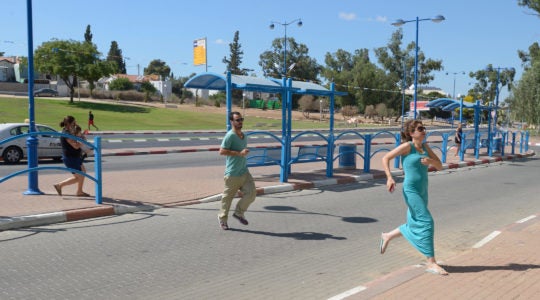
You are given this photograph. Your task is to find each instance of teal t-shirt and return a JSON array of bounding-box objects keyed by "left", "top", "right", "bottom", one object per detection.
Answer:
[{"left": 221, "top": 130, "right": 248, "bottom": 176}]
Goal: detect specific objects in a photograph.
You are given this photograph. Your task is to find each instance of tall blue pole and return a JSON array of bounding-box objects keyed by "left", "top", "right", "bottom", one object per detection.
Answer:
[
  {"left": 413, "top": 17, "right": 419, "bottom": 120},
  {"left": 24, "top": 0, "right": 42, "bottom": 195},
  {"left": 401, "top": 60, "right": 406, "bottom": 128},
  {"left": 283, "top": 24, "right": 287, "bottom": 76},
  {"left": 226, "top": 71, "right": 232, "bottom": 130}
]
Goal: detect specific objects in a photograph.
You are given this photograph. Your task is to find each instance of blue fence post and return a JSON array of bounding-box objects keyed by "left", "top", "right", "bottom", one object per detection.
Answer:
[
  {"left": 525, "top": 131, "right": 529, "bottom": 152},
  {"left": 519, "top": 131, "right": 524, "bottom": 153},
  {"left": 363, "top": 134, "right": 371, "bottom": 173},
  {"left": 441, "top": 132, "right": 449, "bottom": 163},
  {"left": 500, "top": 132, "right": 506, "bottom": 156},
  {"left": 393, "top": 133, "right": 401, "bottom": 168},
  {"left": 459, "top": 132, "right": 466, "bottom": 161},
  {"left": 326, "top": 133, "right": 334, "bottom": 178},
  {"left": 94, "top": 136, "right": 102, "bottom": 204},
  {"left": 475, "top": 132, "right": 480, "bottom": 160},
  {"left": 511, "top": 132, "right": 516, "bottom": 155}
]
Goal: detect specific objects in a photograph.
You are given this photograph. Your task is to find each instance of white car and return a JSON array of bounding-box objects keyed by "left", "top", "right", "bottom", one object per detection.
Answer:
[{"left": 0, "top": 123, "right": 63, "bottom": 164}]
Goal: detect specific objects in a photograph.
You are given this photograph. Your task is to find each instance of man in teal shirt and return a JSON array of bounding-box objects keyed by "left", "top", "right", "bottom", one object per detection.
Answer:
[{"left": 218, "top": 112, "right": 256, "bottom": 230}]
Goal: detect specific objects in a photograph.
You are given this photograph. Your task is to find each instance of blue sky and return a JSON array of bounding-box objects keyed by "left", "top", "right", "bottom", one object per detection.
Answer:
[{"left": 2, "top": 0, "right": 538, "bottom": 101}]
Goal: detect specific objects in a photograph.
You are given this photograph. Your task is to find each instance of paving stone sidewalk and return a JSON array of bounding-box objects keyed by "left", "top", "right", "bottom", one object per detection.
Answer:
[{"left": 344, "top": 214, "right": 540, "bottom": 300}]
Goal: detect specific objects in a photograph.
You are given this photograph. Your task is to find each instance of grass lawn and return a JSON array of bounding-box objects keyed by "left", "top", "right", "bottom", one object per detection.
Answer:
[{"left": 0, "top": 96, "right": 338, "bottom": 131}]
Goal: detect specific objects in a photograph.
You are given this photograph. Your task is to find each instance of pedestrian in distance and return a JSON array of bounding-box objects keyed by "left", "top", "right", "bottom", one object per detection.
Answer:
[
  {"left": 53, "top": 116, "right": 90, "bottom": 197},
  {"left": 380, "top": 119, "right": 448, "bottom": 275},
  {"left": 217, "top": 111, "right": 256, "bottom": 230},
  {"left": 454, "top": 123, "right": 463, "bottom": 156},
  {"left": 88, "top": 110, "right": 99, "bottom": 131}
]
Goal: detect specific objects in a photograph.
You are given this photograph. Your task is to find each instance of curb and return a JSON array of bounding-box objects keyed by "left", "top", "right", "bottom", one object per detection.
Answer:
[{"left": 0, "top": 151, "right": 535, "bottom": 231}]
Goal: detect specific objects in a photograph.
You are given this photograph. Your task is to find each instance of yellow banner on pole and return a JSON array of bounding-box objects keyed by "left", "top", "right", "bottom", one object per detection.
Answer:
[{"left": 193, "top": 38, "right": 206, "bottom": 66}]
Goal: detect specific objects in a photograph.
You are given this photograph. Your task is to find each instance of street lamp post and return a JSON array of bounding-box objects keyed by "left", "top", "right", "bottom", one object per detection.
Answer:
[
  {"left": 392, "top": 15, "right": 445, "bottom": 119},
  {"left": 446, "top": 71, "right": 465, "bottom": 99},
  {"left": 269, "top": 19, "right": 302, "bottom": 77}
]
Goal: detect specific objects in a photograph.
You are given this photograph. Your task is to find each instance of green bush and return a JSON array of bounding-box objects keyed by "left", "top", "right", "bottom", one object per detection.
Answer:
[{"left": 109, "top": 78, "right": 134, "bottom": 91}]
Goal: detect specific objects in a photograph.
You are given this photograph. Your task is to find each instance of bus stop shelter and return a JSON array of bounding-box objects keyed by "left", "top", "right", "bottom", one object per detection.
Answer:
[
  {"left": 185, "top": 71, "right": 346, "bottom": 182},
  {"left": 426, "top": 97, "right": 498, "bottom": 156}
]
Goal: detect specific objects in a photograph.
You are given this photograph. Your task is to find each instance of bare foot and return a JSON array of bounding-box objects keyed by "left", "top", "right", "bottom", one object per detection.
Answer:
[
  {"left": 426, "top": 263, "right": 449, "bottom": 275},
  {"left": 380, "top": 233, "right": 390, "bottom": 254}
]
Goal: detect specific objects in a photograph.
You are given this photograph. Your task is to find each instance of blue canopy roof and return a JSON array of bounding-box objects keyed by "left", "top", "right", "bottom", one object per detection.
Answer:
[
  {"left": 184, "top": 72, "right": 347, "bottom": 96},
  {"left": 426, "top": 98, "right": 476, "bottom": 111}
]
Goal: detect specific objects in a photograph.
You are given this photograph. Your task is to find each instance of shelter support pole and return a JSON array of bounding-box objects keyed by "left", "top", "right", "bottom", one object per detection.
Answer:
[
  {"left": 326, "top": 83, "right": 336, "bottom": 178},
  {"left": 226, "top": 71, "right": 232, "bottom": 131},
  {"left": 279, "top": 77, "right": 289, "bottom": 182}
]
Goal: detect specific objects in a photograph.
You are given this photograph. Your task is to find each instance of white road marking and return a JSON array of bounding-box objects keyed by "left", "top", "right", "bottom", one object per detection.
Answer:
[
  {"left": 516, "top": 215, "right": 536, "bottom": 223},
  {"left": 327, "top": 286, "right": 367, "bottom": 300},
  {"left": 473, "top": 231, "right": 501, "bottom": 248},
  {"left": 157, "top": 139, "right": 170, "bottom": 142}
]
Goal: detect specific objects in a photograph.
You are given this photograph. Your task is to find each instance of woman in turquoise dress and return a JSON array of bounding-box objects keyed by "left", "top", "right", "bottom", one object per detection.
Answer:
[{"left": 380, "top": 120, "right": 448, "bottom": 275}]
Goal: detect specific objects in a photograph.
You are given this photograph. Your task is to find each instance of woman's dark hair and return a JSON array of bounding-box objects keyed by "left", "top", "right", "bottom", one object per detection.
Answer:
[
  {"left": 401, "top": 119, "right": 423, "bottom": 142},
  {"left": 60, "top": 115, "right": 76, "bottom": 128}
]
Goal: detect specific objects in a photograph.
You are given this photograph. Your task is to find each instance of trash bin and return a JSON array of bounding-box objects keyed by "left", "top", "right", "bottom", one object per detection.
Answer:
[
  {"left": 339, "top": 144, "right": 356, "bottom": 169},
  {"left": 493, "top": 137, "right": 502, "bottom": 152}
]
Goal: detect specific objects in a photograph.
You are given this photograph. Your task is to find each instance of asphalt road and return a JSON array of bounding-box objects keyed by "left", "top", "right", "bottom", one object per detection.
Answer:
[{"left": 0, "top": 157, "right": 538, "bottom": 299}]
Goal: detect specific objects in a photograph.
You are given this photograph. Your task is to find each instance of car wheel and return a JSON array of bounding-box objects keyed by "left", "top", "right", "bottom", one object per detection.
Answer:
[{"left": 3, "top": 146, "right": 23, "bottom": 164}]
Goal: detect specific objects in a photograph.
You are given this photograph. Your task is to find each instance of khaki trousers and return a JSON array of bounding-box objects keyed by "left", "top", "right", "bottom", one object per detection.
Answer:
[{"left": 218, "top": 171, "right": 256, "bottom": 222}]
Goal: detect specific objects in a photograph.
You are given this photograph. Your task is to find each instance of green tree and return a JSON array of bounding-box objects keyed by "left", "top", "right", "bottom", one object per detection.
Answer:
[
  {"left": 34, "top": 39, "right": 103, "bottom": 102},
  {"left": 0, "top": 51, "right": 4, "bottom": 56},
  {"left": 519, "top": 0, "right": 540, "bottom": 16},
  {"left": 508, "top": 44, "right": 540, "bottom": 128},
  {"left": 374, "top": 29, "right": 443, "bottom": 94},
  {"left": 108, "top": 77, "right": 133, "bottom": 90},
  {"left": 223, "top": 31, "right": 249, "bottom": 75},
  {"left": 171, "top": 73, "right": 195, "bottom": 100},
  {"left": 321, "top": 48, "right": 397, "bottom": 113},
  {"left": 107, "top": 41, "right": 126, "bottom": 74},
  {"left": 144, "top": 59, "right": 171, "bottom": 79},
  {"left": 84, "top": 25, "right": 93, "bottom": 43},
  {"left": 223, "top": 31, "right": 250, "bottom": 101},
  {"left": 140, "top": 81, "right": 157, "bottom": 102},
  {"left": 517, "top": 42, "right": 540, "bottom": 69},
  {"left": 259, "top": 37, "right": 320, "bottom": 80},
  {"left": 468, "top": 65, "right": 515, "bottom": 105}
]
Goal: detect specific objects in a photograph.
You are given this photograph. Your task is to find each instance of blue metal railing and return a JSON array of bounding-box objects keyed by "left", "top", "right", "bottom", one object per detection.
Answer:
[{"left": 0, "top": 132, "right": 103, "bottom": 204}]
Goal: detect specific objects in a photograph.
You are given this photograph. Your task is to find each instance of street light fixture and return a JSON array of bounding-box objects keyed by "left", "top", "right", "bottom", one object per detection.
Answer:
[
  {"left": 392, "top": 15, "right": 445, "bottom": 119},
  {"left": 269, "top": 19, "right": 302, "bottom": 77},
  {"left": 446, "top": 71, "right": 465, "bottom": 99}
]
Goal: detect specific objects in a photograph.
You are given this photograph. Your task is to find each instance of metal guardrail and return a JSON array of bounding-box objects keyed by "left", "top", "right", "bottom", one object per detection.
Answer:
[{"left": 0, "top": 132, "right": 103, "bottom": 204}]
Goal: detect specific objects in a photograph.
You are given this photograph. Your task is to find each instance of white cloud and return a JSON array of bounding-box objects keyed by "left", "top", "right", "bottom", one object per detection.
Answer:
[
  {"left": 375, "top": 15, "right": 387, "bottom": 22},
  {"left": 215, "top": 39, "right": 226, "bottom": 44},
  {"left": 339, "top": 12, "right": 357, "bottom": 21}
]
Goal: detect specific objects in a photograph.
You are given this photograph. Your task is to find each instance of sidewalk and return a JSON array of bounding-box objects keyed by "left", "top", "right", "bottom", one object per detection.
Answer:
[
  {"left": 344, "top": 213, "right": 540, "bottom": 299},
  {"left": 0, "top": 141, "right": 537, "bottom": 299}
]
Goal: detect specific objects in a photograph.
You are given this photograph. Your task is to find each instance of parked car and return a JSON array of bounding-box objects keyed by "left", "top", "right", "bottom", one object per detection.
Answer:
[
  {"left": 0, "top": 123, "right": 62, "bottom": 164},
  {"left": 33, "top": 88, "right": 58, "bottom": 97}
]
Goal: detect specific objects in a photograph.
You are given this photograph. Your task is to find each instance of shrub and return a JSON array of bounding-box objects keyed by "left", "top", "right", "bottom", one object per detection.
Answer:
[{"left": 109, "top": 78, "right": 134, "bottom": 91}]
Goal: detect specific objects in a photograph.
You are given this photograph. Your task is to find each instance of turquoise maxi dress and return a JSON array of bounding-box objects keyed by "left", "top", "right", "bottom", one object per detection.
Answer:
[{"left": 399, "top": 142, "right": 435, "bottom": 257}]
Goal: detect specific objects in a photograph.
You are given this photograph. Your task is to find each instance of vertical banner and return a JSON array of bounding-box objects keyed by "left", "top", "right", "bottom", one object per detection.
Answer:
[{"left": 193, "top": 38, "right": 206, "bottom": 66}]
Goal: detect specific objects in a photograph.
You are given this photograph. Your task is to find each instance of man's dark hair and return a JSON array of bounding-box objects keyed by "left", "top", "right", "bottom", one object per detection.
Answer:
[{"left": 229, "top": 111, "right": 241, "bottom": 121}]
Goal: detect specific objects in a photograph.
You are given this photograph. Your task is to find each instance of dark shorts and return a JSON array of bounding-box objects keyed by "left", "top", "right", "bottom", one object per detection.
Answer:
[{"left": 63, "top": 155, "right": 82, "bottom": 172}]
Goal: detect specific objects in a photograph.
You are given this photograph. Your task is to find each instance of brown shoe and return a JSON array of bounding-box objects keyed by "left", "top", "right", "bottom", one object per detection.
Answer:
[
  {"left": 218, "top": 217, "right": 229, "bottom": 230},
  {"left": 233, "top": 214, "right": 248, "bottom": 225}
]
